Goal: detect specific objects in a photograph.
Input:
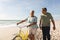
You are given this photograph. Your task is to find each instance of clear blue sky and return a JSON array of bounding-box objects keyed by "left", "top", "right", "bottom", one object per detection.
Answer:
[{"left": 0, "top": 0, "right": 60, "bottom": 20}]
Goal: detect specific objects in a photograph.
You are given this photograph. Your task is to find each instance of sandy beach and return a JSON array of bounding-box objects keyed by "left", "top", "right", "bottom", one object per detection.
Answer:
[
  {"left": 0, "top": 27, "right": 20, "bottom": 40},
  {"left": 0, "top": 21, "right": 60, "bottom": 40}
]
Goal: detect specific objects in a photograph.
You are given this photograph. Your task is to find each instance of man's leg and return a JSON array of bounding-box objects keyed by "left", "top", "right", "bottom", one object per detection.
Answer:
[
  {"left": 42, "top": 27, "right": 46, "bottom": 40},
  {"left": 46, "top": 27, "right": 50, "bottom": 40}
]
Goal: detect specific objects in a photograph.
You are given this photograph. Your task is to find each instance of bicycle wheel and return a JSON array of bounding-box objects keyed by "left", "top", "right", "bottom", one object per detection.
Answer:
[{"left": 12, "top": 36, "right": 22, "bottom": 40}]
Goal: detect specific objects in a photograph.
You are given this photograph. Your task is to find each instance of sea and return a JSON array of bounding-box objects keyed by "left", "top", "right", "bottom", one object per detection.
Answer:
[{"left": 0, "top": 20, "right": 20, "bottom": 28}]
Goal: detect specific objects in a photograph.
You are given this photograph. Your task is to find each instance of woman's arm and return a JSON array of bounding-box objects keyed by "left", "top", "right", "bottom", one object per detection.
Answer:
[{"left": 27, "top": 22, "right": 37, "bottom": 27}]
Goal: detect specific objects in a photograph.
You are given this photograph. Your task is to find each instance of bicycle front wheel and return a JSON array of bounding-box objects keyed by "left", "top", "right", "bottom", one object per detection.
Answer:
[{"left": 12, "top": 36, "right": 22, "bottom": 40}]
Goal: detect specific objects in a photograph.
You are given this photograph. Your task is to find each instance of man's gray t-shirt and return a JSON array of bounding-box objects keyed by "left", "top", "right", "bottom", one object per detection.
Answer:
[
  {"left": 26, "top": 16, "right": 38, "bottom": 28},
  {"left": 40, "top": 12, "right": 53, "bottom": 27}
]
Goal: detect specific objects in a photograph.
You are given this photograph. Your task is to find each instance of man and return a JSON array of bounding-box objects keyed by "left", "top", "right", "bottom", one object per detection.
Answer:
[
  {"left": 17, "top": 10, "right": 38, "bottom": 40},
  {"left": 39, "top": 8, "right": 56, "bottom": 40}
]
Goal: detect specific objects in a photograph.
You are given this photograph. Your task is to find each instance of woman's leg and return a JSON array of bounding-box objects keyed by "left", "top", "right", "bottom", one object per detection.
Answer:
[{"left": 28, "top": 27, "right": 35, "bottom": 40}]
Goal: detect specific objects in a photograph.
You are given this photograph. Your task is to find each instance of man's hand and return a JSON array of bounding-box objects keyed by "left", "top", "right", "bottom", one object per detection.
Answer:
[
  {"left": 40, "top": 26, "right": 42, "bottom": 30},
  {"left": 53, "top": 26, "right": 56, "bottom": 30}
]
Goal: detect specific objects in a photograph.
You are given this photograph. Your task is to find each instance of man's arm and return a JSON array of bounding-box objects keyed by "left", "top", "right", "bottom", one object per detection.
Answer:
[
  {"left": 50, "top": 13, "right": 56, "bottom": 30},
  {"left": 39, "top": 19, "right": 42, "bottom": 30},
  {"left": 39, "top": 19, "right": 42, "bottom": 26},
  {"left": 51, "top": 19, "right": 56, "bottom": 30}
]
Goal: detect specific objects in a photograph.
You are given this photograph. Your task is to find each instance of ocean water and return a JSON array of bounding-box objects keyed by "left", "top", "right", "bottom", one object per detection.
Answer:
[{"left": 0, "top": 20, "right": 20, "bottom": 28}]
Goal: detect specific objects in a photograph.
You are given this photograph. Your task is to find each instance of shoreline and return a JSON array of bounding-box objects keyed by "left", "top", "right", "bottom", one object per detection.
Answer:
[{"left": 0, "top": 21, "right": 60, "bottom": 40}]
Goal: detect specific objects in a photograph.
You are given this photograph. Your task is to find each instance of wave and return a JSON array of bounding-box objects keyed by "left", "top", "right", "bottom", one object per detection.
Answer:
[{"left": 0, "top": 20, "right": 19, "bottom": 28}]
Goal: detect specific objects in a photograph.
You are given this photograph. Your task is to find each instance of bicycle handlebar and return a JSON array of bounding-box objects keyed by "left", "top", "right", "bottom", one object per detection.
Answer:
[{"left": 17, "top": 25, "right": 28, "bottom": 29}]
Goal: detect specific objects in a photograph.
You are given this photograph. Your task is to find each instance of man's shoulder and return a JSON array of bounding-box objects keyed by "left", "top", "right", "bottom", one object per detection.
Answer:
[
  {"left": 47, "top": 12, "right": 51, "bottom": 15},
  {"left": 41, "top": 13, "right": 44, "bottom": 15}
]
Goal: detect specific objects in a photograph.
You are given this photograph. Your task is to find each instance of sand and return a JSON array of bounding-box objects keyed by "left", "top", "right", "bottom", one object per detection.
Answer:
[
  {"left": 0, "top": 21, "right": 60, "bottom": 40},
  {"left": 0, "top": 27, "right": 20, "bottom": 40}
]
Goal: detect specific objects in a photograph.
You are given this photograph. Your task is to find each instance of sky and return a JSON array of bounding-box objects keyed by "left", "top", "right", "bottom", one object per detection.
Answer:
[{"left": 0, "top": 0, "right": 60, "bottom": 20}]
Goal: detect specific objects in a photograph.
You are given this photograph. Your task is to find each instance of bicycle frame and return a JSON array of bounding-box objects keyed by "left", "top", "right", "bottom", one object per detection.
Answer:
[{"left": 15, "top": 25, "right": 29, "bottom": 40}]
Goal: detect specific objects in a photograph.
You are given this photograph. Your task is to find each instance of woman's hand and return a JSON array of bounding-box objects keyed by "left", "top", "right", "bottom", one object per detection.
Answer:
[{"left": 17, "top": 23, "right": 19, "bottom": 25}]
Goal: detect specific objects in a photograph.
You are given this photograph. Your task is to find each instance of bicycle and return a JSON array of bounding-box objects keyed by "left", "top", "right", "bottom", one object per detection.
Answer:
[
  {"left": 12, "top": 26, "right": 43, "bottom": 40},
  {"left": 12, "top": 25, "right": 29, "bottom": 40}
]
